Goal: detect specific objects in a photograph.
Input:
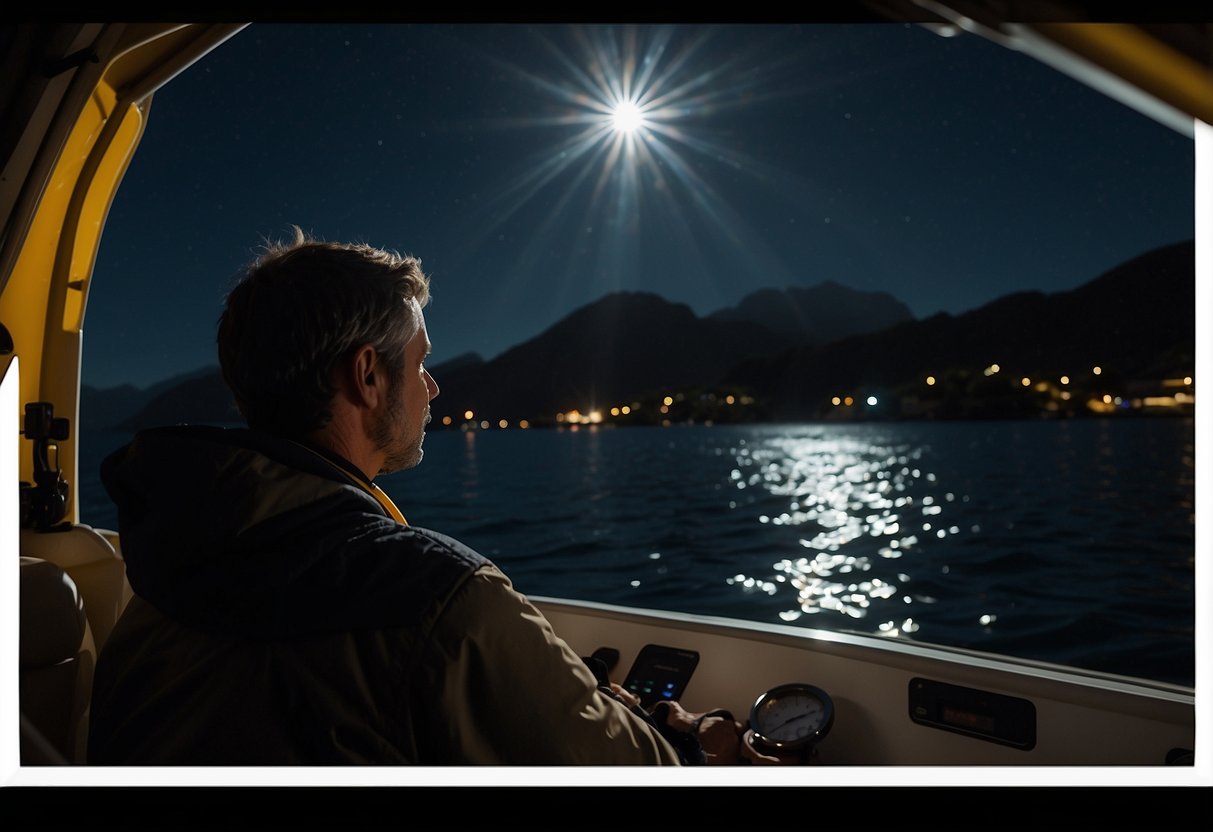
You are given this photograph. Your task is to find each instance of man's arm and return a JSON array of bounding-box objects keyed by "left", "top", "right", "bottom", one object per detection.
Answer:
[{"left": 411, "top": 564, "right": 684, "bottom": 765}]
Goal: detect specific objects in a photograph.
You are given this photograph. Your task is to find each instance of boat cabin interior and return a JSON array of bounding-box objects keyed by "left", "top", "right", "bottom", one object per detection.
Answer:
[{"left": 1, "top": 7, "right": 1208, "bottom": 788}]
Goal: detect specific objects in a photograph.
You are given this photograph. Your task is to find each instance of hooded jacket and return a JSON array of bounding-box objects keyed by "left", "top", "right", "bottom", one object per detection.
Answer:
[{"left": 88, "top": 425, "right": 681, "bottom": 765}]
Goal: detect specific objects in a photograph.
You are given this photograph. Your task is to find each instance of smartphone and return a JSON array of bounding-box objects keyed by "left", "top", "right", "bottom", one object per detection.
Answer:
[{"left": 621, "top": 644, "right": 700, "bottom": 708}]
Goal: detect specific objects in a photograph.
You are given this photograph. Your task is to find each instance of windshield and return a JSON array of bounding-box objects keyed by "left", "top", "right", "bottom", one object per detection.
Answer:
[{"left": 81, "top": 23, "right": 1196, "bottom": 688}]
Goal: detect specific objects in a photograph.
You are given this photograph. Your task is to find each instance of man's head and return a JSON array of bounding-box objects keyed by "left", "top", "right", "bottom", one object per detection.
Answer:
[{"left": 218, "top": 227, "right": 438, "bottom": 474}]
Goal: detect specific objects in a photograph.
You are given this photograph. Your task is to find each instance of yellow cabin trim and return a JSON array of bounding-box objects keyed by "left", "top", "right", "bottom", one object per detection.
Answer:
[{"left": 0, "top": 24, "right": 245, "bottom": 517}]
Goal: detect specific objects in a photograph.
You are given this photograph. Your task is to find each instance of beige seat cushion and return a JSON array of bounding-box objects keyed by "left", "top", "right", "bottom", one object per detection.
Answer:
[
  {"left": 19, "top": 556, "right": 95, "bottom": 764},
  {"left": 20, "top": 524, "right": 131, "bottom": 650}
]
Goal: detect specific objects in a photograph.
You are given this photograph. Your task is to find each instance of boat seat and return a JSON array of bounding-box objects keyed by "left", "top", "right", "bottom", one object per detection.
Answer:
[
  {"left": 19, "top": 556, "right": 95, "bottom": 764},
  {"left": 20, "top": 524, "right": 132, "bottom": 651}
]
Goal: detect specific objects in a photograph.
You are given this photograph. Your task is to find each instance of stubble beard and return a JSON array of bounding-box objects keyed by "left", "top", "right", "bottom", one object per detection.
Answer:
[
  {"left": 374, "top": 385, "right": 428, "bottom": 476},
  {"left": 376, "top": 405, "right": 429, "bottom": 473}
]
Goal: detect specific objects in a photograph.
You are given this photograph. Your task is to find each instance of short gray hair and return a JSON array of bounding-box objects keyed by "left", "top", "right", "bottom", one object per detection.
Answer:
[{"left": 217, "top": 226, "right": 430, "bottom": 437}]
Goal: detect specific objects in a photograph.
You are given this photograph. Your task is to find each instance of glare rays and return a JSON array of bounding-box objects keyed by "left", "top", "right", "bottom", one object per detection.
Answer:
[
  {"left": 460, "top": 25, "right": 805, "bottom": 297},
  {"left": 611, "top": 100, "right": 646, "bottom": 134}
]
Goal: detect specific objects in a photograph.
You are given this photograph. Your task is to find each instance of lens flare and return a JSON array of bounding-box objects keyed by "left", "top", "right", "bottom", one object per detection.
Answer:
[
  {"left": 454, "top": 26, "right": 813, "bottom": 297},
  {"left": 611, "top": 99, "right": 646, "bottom": 133}
]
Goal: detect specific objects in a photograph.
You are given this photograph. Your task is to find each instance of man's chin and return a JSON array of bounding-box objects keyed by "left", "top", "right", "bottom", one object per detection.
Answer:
[{"left": 379, "top": 447, "right": 422, "bottom": 476}]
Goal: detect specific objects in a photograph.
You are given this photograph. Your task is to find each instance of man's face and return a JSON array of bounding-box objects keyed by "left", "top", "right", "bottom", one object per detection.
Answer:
[{"left": 375, "top": 303, "right": 439, "bottom": 475}]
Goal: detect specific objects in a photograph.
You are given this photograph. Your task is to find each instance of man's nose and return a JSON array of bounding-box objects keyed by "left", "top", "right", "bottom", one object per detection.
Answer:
[{"left": 424, "top": 369, "right": 440, "bottom": 400}]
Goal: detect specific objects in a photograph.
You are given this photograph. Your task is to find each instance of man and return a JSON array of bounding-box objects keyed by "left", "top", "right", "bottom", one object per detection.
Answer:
[{"left": 88, "top": 229, "right": 744, "bottom": 765}]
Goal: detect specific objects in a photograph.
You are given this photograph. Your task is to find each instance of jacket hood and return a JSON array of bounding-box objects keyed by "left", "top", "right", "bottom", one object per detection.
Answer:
[{"left": 101, "top": 425, "right": 483, "bottom": 638}]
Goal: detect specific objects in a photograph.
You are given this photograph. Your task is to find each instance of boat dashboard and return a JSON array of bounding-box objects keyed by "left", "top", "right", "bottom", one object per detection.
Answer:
[{"left": 537, "top": 596, "right": 1196, "bottom": 770}]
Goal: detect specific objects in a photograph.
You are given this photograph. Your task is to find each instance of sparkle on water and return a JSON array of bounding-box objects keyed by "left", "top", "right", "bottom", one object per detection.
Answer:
[{"left": 722, "top": 431, "right": 973, "bottom": 641}]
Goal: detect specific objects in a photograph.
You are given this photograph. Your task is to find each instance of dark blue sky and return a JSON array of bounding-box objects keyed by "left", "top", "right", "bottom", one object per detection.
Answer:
[{"left": 84, "top": 22, "right": 1195, "bottom": 390}]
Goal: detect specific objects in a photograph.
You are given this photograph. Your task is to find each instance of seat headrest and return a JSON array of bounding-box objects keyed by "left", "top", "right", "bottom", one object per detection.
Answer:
[
  {"left": 19, "top": 556, "right": 86, "bottom": 667},
  {"left": 20, "top": 524, "right": 118, "bottom": 568}
]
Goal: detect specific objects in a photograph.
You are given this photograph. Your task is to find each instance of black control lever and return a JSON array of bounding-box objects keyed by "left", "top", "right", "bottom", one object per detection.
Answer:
[{"left": 590, "top": 647, "right": 620, "bottom": 676}]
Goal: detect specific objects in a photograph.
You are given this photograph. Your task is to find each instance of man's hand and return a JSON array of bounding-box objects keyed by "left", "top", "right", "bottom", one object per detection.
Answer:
[
  {"left": 657, "top": 701, "right": 746, "bottom": 765},
  {"left": 605, "top": 684, "right": 751, "bottom": 765},
  {"left": 739, "top": 729, "right": 785, "bottom": 765},
  {"left": 608, "top": 682, "right": 641, "bottom": 709}
]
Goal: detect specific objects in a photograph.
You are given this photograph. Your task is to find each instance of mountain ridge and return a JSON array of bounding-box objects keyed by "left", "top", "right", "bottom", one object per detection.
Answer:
[{"left": 82, "top": 240, "right": 1194, "bottom": 430}]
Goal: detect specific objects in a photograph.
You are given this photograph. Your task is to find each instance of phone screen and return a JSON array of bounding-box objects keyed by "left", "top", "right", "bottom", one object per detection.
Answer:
[{"left": 621, "top": 644, "right": 700, "bottom": 708}]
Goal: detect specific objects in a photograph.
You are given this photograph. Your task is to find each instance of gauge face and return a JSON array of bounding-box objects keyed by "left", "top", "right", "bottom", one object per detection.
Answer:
[{"left": 750, "top": 683, "right": 834, "bottom": 749}]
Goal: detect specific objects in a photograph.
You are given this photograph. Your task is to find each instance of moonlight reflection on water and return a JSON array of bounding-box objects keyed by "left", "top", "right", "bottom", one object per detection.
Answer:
[{"left": 724, "top": 430, "right": 954, "bottom": 636}]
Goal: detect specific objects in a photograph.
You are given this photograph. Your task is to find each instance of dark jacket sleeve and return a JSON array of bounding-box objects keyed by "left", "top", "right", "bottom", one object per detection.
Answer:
[{"left": 411, "top": 564, "right": 683, "bottom": 765}]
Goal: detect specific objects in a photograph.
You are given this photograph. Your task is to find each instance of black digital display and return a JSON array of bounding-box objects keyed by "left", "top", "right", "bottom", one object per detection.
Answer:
[
  {"left": 908, "top": 678, "right": 1035, "bottom": 750},
  {"left": 622, "top": 644, "right": 699, "bottom": 708},
  {"left": 941, "top": 705, "right": 996, "bottom": 734}
]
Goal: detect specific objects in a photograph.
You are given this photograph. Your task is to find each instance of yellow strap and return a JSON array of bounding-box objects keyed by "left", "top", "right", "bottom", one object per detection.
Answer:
[
  {"left": 287, "top": 439, "right": 409, "bottom": 526},
  {"left": 368, "top": 482, "right": 408, "bottom": 526}
]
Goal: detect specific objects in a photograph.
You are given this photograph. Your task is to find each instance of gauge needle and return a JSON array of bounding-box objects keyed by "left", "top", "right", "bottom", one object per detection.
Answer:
[{"left": 769, "top": 712, "right": 815, "bottom": 733}]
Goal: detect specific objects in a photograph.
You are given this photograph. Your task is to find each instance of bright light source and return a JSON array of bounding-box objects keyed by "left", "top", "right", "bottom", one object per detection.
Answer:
[
  {"left": 1093, "top": 366, "right": 1102, "bottom": 375},
  {"left": 925, "top": 376, "right": 935, "bottom": 386},
  {"left": 866, "top": 396, "right": 878, "bottom": 406},
  {"left": 612, "top": 100, "right": 645, "bottom": 133},
  {"left": 463, "top": 410, "right": 474, "bottom": 420}
]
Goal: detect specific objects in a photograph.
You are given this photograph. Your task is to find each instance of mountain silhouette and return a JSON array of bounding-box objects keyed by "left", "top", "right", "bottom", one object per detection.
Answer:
[
  {"left": 727, "top": 239, "right": 1195, "bottom": 418},
  {"left": 81, "top": 365, "right": 225, "bottom": 431},
  {"left": 430, "top": 291, "right": 791, "bottom": 422},
  {"left": 93, "top": 243, "right": 1193, "bottom": 430},
  {"left": 708, "top": 280, "right": 912, "bottom": 344},
  {"left": 112, "top": 370, "right": 241, "bottom": 430}
]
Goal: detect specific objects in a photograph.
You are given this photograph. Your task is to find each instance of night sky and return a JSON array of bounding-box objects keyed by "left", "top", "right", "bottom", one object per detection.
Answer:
[{"left": 84, "top": 22, "right": 1196, "bottom": 390}]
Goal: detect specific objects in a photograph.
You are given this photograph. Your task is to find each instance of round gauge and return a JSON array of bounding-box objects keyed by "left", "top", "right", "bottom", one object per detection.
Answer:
[{"left": 749, "top": 683, "right": 834, "bottom": 752}]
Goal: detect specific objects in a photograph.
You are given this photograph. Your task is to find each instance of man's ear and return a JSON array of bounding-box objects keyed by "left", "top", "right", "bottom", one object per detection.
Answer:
[{"left": 347, "top": 344, "right": 382, "bottom": 408}]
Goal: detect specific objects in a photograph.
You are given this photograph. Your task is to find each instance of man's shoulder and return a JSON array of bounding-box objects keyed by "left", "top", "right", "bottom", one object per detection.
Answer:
[{"left": 388, "top": 525, "right": 492, "bottom": 574}]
